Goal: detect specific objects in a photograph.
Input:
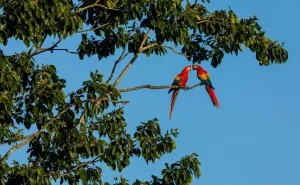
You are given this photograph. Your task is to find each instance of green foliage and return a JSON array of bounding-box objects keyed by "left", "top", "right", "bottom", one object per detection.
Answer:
[{"left": 0, "top": 0, "right": 288, "bottom": 184}]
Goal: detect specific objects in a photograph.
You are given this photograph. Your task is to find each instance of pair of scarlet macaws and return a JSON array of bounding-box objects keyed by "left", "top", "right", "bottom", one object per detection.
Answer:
[{"left": 168, "top": 65, "right": 220, "bottom": 119}]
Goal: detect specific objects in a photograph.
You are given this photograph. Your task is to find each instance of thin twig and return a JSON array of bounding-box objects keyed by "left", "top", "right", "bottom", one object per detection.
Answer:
[
  {"left": 106, "top": 49, "right": 129, "bottom": 84},
  {"left": 77, "top": 23, "right": 110, "bottom": 33},
  {"left": 119, "top": 83, "right": 202, "bottom": 92},
  {"left": 30, "top": 39, "right": 62, "bottom": 57},
  {"left": 163, "top": 45, "right": 189, "bottom": 57},
  {"left": 0, "top": 98, "right": 129, "bottom": 162},
  {"left": 51, "top": 49, "right": 79, "bottom": 54},
  {"left": 28, "top": 45, "right": 36, "bottom": 56},
  {"left": 40, "top": 35, "right": 48, "bottom": 47},
  {"left": 76, "top": 0, "right": 120, "bottom": 13},
  {"left": 113, "top": 29, "right": 151, "bottom": 86},
  {"left": 28, "top": 34, "right": 47, "bottom": 55},
  {"left": 196, "top": 19, "right": 225, "bottom": 25},
  {"left": 112, "top": 54, "right": 139, "bottom": 87}
]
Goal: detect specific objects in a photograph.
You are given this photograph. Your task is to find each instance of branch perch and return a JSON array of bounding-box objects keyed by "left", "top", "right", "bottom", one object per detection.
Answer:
[{"left": 118, "top": 83, "right": 202, "bottom": 92}]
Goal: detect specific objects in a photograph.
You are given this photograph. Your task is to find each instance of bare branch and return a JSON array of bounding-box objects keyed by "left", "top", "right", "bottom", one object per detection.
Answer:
[
  {"left": 163, "top": 45, "right": 189, "bottom": 57},
  {"left": 106, "top": 49, "right": 129, "bottom": 84},
  {"left": 77, "top": 23, "right": 110, "bottom": 33},
  {"left": 119, "top": 83, "right": 202, "bottom": 92},
  {"left": 0, "top": 134, "right": 36, "bottom": 145},
  {"left": 51, "top": 49, "right": 79, "bottom": 54},
  {"left": 139, "top": 29, "right": 151, "bottom": 50},
  {"left": 30, "top": 39, "right": 62, "bottom": 57},
  {"left": 28, "top": 45, "right": 36, "bottom": 56},
  {"left": 196, "top": 19, "right": 222, "bottom": 24},
  {"left": 40, "top": 35, "right": 48, "bottom": 47},
  {"left": 140, "top": 43, "right": 159, "bottom": 52},
  {"left": 112, "top": 54, "right": 139, "bottom": 87},
  {"left": 0, "top": 98, "right": 129, "bottom": 162},
  {"left": 76, "top": 0, "right": 120, "bottom": 13},
  {"left": 0, "top": 139, "right": 32, "bottom": 163},
  {"left": 28, "top": 34, "right": 47, "bottom": 55},
  {"left": 113, "top": 29, "right": 152, "bottom": 86}
]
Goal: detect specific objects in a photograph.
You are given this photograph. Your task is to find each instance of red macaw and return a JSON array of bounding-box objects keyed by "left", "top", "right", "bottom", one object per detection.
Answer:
[
  {"left": 168, "top": 66, "right": 192, "bottom": 119},
  {"left": 193, "top": 64, "right": 220, "bottom": 108}
]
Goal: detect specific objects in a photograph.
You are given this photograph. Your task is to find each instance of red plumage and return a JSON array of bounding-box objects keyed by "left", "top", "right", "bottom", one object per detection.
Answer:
[
  {"left": 193, "top": 64, "right": 220, "bottom": 108},
  {"left": 205, "top": 85, "right": 220, "bottom": 108},
  {"left": 168, "top": 66, "right": 191, "bottom": 120},
  {"left": 169, "top": 89, "right": 179, "bottom": 120}
]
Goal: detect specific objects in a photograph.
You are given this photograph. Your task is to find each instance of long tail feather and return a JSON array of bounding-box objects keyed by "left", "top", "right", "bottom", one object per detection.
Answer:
[
  {"left": 170, "top": 89, "right": 179, "bottom": 119},
  {"left": 205, "top": 85, "right": 220, "bottom": 108}
]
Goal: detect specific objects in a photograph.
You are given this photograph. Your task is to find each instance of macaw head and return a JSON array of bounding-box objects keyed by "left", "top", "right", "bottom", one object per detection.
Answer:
[
  {"left": 182, "top": 66, "right": 192, "bottom": 73},
  {"left": 192, "top": 64, "right": 203, "bottom": 71}
]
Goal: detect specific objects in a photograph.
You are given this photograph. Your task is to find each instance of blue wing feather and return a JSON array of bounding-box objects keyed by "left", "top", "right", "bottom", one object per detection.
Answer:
[{"left": 168, "top": 76, "right": 183, "bottom": 94}]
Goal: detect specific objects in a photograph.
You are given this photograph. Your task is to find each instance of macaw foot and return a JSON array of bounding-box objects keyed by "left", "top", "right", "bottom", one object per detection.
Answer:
[{"left": 182, "top": 86, "right": 188, "bottom": 91}]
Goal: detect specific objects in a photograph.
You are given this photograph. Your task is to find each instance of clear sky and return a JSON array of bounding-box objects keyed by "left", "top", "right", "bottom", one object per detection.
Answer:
[{"left": 1, "top": 0, "right": 300, "bottom": 184}]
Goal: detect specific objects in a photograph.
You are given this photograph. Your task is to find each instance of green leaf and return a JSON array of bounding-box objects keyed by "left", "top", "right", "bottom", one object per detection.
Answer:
[{"left": 78, "top": 169, "right": 88, "bottom": 185}]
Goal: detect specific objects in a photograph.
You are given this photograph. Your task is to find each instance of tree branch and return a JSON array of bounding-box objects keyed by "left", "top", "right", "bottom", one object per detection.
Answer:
[
  {"left": 28, "top": 34, "right": 47, "bottom": 55},
  {"left": 0, "top": 134, "right": 36, "bottom": 145},
  {"left": 0, "top": 98, "right": 129, "bottom": 163},
  {"left": 112, "top": 54, "right": 139, "bottom": 87},
  {"left": 106, "top": 49, "right": 129, "bottom": 84},
  {"left": 77, "top": 23, "right": 110, "bottom": 33},
  {"left": 76, "top": 0, "right": 120, "bottom": 13},
  {"left": 139, "top": 29, "right": 151, "bottom": 50},
  {"left": 50, "top": 49, "right": 79, "bottom": 54},
  {"left": 30, "top": 39, "right": 62, "bottom": 57},
  {"left": 140, "top": 43, "right": 159, "bottom": 52},
  {"left": 113, "top": 29, "right": 151, "bottom": 86},
  {"left": 48, "top": 157, "right": 100, "bottom": 179},
  {"left": 163, "top": 45, "right": 189, "bottom": 57},
  {"left": 196, "top": 19, "right": 224, "bottom": 24},
  {"left": 118, "top": 83, "right": 202, "bottom": 92}
]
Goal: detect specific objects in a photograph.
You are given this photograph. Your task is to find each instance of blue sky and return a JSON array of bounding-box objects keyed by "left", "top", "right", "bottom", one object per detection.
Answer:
[{"left": 1, "top": 0, "right": 300, "bottom": 184}]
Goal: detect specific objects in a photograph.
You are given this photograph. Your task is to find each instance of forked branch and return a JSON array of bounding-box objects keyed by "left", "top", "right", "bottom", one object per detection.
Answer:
[
  {"left": 30, "top": 39, "right": 62, "bottom": 57},
  {"left": 113, "top": 29, "right": 152, "bottom": 86},
  {"left": 106, "top": 49, "right": 129, "bottom": 84}
]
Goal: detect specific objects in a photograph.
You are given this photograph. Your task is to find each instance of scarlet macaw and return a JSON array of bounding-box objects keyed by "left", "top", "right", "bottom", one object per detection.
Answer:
[
  {"left": 193, "top": 64, "right": 220, "bottom": 108},
  {"left": 168, "top": 66, "right": 192, "bottom": 119}
]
